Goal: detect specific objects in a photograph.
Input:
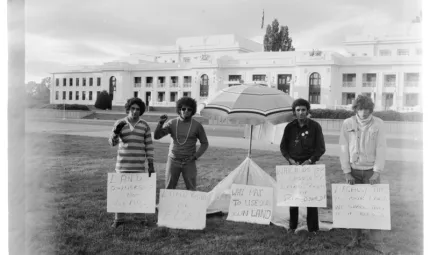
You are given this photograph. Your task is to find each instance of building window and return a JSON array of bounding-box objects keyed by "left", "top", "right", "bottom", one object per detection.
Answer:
[
  {"left": 146, "top": 77, "right": 153, "bottom": 88},
  {"left": 309, "top": 72, "right": 321, "bottom": 104},
  {"left": 379, "top": 50, "right": 391, "bottom": 56},
  {"left": 89, "top": 78, "right": 93, "bottom": 86},
  {"left": 158, "top": 92, "right": 165, "bottom": 102},
  {"left": 397, "top": 49, "right": 409, "bottom": 56},
  {"left": 89, "top": 91, "right": 93, "bottom": 100},
  {"left": 157, "top": 77, "right": 165, "bottom": 88},
  {"left": 200, "top": 74, "right": 209, "bottom": 97},
  {"left": 97, "top": 91, "right": 101, "bottom": 99},
  {"left": 183, "top": 92, "right": 191, "bottom": 97},
  {"left": 404, "top": 93, "right": 418, "bottom": 107},
  {"left": 404, "top": 73, "right": 419, "bottom": 87},
  {"left": 69, "top": 91, "right": 73, "bottom": 100},
  {"left": 62, "top": 91, "right": 66, "bottom": 100},
  {"left": 170, "top": 76, "right": 178, "bottom": 88},
  {"left": 82, "top": 91, "right": 86, "bottom": 100},
  {"left": 134, "top": 77, "right": 142, "bottom": 88},
  {"left": 361, "top": 92, "right": 371, "bottom": 98},
  {"left": 277, "top": 74, "right": 291, "bottom": 94},
  {"left": 56, "top": 78, "right": 59, "bottom": 86},
  {"left": 342, "top": 74, "right": 356, "bottom": 87},
  {"left": 55, "top": 91, "right": 59, "bottom": 100},
  {"left": 228, "top": 75, "right": 242, "bottom": 86},
  {"left": 69, "top": 78, "right": 73, "bottom": 86},
  {"left": 76, "top": 91, "right": 79, "bottom": 100},
  {"left": 183, "top": 76, "right": 192, "bottom": 88},
  {"left": 134, "top": 91, "right": 138, "bottom": 98},
  {"left": 83, "top": 78, "right": 86, "bottom": 86},
  {"left": 97, "top": 77, "right": 101, "bottom": 86},
  {"left": 63, "top": 78, "right": 66, "bottom": 86},
  {"left": 183, "top": 57, "right": 190, "bottom": 63},
  {"left": 362, "top": 73, "right": 377, "bottom": 87},
  {"left": 382, "top": 93, "right": 394, "bottom": 110},
  {"left": 76, "top": 78, "right": 79, "bottom": 86},
  {"left": 342, "top": 93, "right": 355, "bottom": 105},
  {"left": 170, "top": 92, "right": 178, "bottom": 102},
  {"left": 384, "top": 74, "right": 396, "bottom": 87},
  {"left": 252, "top": 75, "right": 266, "bottom": 81}
]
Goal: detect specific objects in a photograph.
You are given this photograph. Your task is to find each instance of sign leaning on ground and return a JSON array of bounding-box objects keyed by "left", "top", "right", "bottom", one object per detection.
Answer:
[
  {"left": 226, "top": 184, "right": 274, "bottom": 225},
  {"left": 276, "top": 165, "right": 327, "bottom": 207},
  {"left": 332, "top": 184, "right": 391, "bottom": 230},
  {"left": 107, "top": 173, "right": 156, "bottom": 213},
  {"left": 157, "top": 189, "right": 208, "bottom": 230}
]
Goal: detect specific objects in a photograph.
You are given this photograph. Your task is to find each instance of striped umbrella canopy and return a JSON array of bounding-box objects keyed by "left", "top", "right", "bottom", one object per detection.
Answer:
[{"left": 200, "top": 84, "right": 295, "bottom": 125}]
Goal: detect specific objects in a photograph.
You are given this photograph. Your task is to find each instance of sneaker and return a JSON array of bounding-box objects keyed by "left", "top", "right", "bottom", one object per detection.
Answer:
[
  {"left": 111, "top": 221, "right": 125, "bottom": 228},
  {"left": 346, "top": 238, "right": 360, "bottom": 249}
]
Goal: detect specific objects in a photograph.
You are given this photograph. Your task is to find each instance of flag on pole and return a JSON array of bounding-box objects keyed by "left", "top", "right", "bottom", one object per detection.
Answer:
[{"left": 261, "top": 9, "right": 264, "bottom": 29}]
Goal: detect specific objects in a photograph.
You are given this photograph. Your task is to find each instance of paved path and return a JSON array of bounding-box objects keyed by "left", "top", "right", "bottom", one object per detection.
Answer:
[{"left": 26, "top": 119, "right": 423, "bottom": 163}]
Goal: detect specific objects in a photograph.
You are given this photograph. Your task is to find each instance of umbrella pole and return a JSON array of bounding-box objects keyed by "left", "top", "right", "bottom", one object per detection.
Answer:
[{"left": 246, "top": 125, "right": 253, "bottom": 185}]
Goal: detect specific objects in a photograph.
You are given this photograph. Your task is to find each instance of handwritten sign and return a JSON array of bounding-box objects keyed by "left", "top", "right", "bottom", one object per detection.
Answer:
[
  {"left": 107, "top": 173, "right": 156, "bottom": 213},
  {"left": 226, "top": 184, "right": 273, "bottom": 225},
  {"left": 157, "top": 189, "right": 208, "bottom": 230},
  {"left": 276, "top": 165, "right": 327, "bottom": 207},
  {"left": 332, "top": 184, "right": 391, "bottom": 230}
]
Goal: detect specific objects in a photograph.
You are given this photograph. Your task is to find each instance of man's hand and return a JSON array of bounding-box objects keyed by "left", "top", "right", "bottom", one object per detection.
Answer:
[
  {"left": 301, "top": 160, "right": 312, "bottom": 166},
  {"left": 114, "top": 121, "right": 127, "bottom": 135},
  {"left": 159, "top": 114, "right": 168, "bottom": 124},
  {"left": 345, "top": 173, "right": 355, "bottom": 185},
  {"left": 369, "top": 172, "right": 380, "bottom": 185},
  {"left": 184, "top": 156, "right": 197, "bottom": 163},
  {"left": 148, "top": 164, "right": 155, "bottom": 178}
]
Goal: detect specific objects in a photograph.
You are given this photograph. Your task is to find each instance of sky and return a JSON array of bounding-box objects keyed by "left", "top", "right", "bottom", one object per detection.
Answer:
[{"left": 24, "top": 0, "right": 422, "bottom": 82}]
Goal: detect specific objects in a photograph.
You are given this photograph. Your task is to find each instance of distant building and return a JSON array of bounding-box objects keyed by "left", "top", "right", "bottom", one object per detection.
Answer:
[{"left": 51, "top": 29, "right": 422, "bottom": 112}]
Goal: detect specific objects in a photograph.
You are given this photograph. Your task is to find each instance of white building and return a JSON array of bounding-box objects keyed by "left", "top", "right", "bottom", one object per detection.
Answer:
[{"left": 51, "top": 31, "right": 422, "bottom": 112}]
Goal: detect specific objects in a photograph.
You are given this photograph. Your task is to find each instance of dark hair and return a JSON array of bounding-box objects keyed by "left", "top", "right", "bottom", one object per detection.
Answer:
[
  {"left": 291, "top": 98, "right": 310, "bottom": 116},
  {"left": 125, "top": 97, "right": 146, "bottom": 116},
  {"left": 352, "top": 95, "right": 374, "bottom": 113},
  {"left": 176, "top": 97, "right": 197, "bottom": 116}
]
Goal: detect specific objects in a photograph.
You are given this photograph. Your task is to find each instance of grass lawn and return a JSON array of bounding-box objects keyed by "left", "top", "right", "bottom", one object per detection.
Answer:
[{"left": 25, "top": 133, "right": 423, "bottom": 254}]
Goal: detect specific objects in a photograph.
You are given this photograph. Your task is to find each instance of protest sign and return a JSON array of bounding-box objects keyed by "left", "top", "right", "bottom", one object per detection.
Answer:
[
  {"left": 226, "top": 184, "right": 273, "bottom": 225},
  {"left": 157, "top": 189, "right": 208, "bottom": 230},
  {"left": 107, "top": 173, "right": 156, "bottom": 213},
  {"left": 332, "top": 184, "right": 391, "bottom": 230},
  {"left": 276, "top": 164, "right": 327, "bottom": 207}
]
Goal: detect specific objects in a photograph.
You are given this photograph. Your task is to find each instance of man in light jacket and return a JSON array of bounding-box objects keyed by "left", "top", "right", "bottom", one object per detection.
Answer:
[{"left": 339, "top": 95, "right": 387, "bottom": 253}]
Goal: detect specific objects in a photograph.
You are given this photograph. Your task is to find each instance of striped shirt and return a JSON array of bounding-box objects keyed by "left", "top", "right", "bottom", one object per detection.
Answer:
[{"left": 108, "top": 117, "right": 154, "bottom": 173}]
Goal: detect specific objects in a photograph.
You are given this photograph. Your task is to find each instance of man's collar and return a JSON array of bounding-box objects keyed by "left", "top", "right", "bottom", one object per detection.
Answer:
[{"left": 294, "top": 118, "right": 309, "bottom": 127}]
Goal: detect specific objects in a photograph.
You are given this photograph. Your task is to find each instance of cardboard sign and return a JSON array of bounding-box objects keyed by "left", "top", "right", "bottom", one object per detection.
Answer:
[
  {"left": 276, "top": 165, "right": 327, "bottom": 207},
  {"left": 107, "top": 173, "right": 156, "bottom": 213},
  {"left": 226, "top": 184, "right": 274, "bottom": 225},
  {"left": 157, "top": 189, "right": 208, "bottom": 230},
  {"left": 332, "top": 184, "right": 391, "bottom": 230}
]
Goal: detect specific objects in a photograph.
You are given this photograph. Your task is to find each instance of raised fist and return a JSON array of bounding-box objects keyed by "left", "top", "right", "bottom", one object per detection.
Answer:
[
  {"left": 159, "top": 114, "right": 168, "bottom": 124},
  {"left": 113, "top": 121, "right": 127, "bottom": 135}
]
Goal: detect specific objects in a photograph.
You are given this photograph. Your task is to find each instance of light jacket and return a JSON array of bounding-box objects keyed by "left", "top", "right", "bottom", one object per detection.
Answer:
[{"left": 339, "top": 115, "right": 386, "bottom": 173}]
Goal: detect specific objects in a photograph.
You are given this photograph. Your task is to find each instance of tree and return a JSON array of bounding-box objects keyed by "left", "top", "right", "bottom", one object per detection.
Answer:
[
  {"left": 26, "top": 77, "right": 51, "bottom": 100},
  {"left": 94, "top": 90, "right": 112, "bottom": 110},
  {"left": 263, "top": 19, "right": 295, "bottom": 52}
]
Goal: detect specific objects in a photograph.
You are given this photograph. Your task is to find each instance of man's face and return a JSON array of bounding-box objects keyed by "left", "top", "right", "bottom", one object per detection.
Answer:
[
  {"left": 180, "top": 105, "right": 193, "bottom": 119},
  {"left": 128, "top": 103, "right": 141, "bottom": 120},
  {"left": 357, "top": 108, "right": 371, "bottom": 119},
  {"left": 294, "top": 105, "right": 308, "bottom": 120}
]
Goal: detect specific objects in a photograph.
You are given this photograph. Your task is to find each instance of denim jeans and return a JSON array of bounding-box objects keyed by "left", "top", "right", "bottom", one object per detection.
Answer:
[
  {"left": 349, "top": 168, "right": 383, "bottom": 244},
  {"left": 165, "top": 156, "right": 197, "bottom": 191}
]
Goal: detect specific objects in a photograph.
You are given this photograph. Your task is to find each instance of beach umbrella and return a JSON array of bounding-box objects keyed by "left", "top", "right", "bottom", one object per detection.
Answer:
[{"left": 200, "top": 84, "right": 295, "bottom": 183}]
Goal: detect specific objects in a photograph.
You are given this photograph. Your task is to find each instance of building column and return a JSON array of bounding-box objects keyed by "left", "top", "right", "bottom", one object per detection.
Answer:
[
  {"left": 375, "top": 72, "right": 383, "bottom": 110},
  {"left": 397, "top": 72, "right": 404, "bottom": 109}
]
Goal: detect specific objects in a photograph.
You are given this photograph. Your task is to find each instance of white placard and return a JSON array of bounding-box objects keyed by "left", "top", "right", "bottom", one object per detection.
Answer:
[
  {"left": 157, "top": 189, "right": 208, "bottom": 230},
  {"left": 226, "top": 184, "right": 273, "bottom": 225},
  {"left": 332, "top": 184, "right": 391, "bottom": 230},
  {"left": 276, "top": 164, "right": 327, "bottom": 207},
  {"left": 107, "top": 173, "right": 156, "bottom": 213}
]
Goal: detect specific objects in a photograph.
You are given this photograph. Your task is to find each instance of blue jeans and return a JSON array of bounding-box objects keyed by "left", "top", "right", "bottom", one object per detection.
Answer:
[
  {"left": 349, "top": 168, "right": 383, "bottom": 244},
  {"left": 165, "top": 157, "right": 197, "bottom": 191}
]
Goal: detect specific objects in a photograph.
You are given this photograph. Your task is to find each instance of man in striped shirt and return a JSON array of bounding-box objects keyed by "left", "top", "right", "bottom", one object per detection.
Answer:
[{"left": 108, "top": 97, "right": 155, "bottom": 228}]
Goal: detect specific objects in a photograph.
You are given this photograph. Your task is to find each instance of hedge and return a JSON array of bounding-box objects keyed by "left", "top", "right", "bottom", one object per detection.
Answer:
[
  {"left": 42, "top": 104, "right": 91, "bottom": 111},
  {"left": 94, "top": 90, "right": 112, "bottom": 110},
  {"left": 310, "top": 109, "right": 422, "bottom": 122}
]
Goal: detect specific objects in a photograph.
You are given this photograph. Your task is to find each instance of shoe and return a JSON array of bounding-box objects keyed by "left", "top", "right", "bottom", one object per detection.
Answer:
[
  {"left": 346, "top": 238, "right": 360, "bottom": 249},
  {"left": 111, "top": 221, "right": 125, "bottom": 228},
  {"left": 307, "top": 231, "right": 317, "bottom": 240}
]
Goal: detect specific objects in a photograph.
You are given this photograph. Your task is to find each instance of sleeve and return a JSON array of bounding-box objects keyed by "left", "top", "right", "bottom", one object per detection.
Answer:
[
  {"left": 280, "top": 125, "right": 291, "bottom": 160},
  {"left": 373, "top": 122, "right": 387, "bottom": 173},
  {"left": 339, "top": 120, "right": 352, "bottom": 173},
  {"left": 309, "top": 122, "right": 326, "bottom": 163},
  {"left": 154, "top": 119, "right": 172, "bottom": 140},
  {"left": 108, "top": 120, "right": 121, "bottom": 147},
  {"left": 143, "top": 123, "right": 154, "bottom": 161},
  {"left": 194, "top": 123, "right": 209, "bottom": 159}
]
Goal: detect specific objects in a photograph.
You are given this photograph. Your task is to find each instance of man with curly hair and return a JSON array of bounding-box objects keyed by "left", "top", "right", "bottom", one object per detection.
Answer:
[
  {"left": 154, "top": 96, "right": 209, "bottom": 191},
  {"left": 280, "top": 98, "right": 326, "bottom": 236},
  {"left": 108, "top": 97, "right": 155, "bottom": 228},
  {"left": 340, "top": 95, "right": 387, "bottom": 253}
]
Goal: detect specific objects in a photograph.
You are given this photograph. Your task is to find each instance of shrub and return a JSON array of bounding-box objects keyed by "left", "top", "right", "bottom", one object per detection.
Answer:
[
  {"left": 94, "top": 90, "right": 112, "bottom": 110},
  {"left": 42, "top": 104, "right": 90, "bottom": 111},
  {"left": 309, "top": 109, "right": 422, "bottom": 122}
]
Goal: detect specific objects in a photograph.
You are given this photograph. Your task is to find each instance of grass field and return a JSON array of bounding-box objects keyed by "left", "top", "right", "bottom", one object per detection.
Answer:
[{"left": 25, "top": 133, "right": 423, "bottom": 254}]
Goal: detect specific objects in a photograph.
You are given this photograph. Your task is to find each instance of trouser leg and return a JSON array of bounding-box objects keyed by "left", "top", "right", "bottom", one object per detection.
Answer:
[
  {"left": 289, "top": 207, "right": 299, "bottom": 229},
  {"left": 165, "top": 157, "right": 182, "bottom": 189},
  {"left": 306, "top": 207, "right": 319, "bottom": 232},
  {"left": 182, "top": 161, "right": 197, "bottom": 191},
  {"left": 114, "top": 213, "right": 126, "bottom": 222}
]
